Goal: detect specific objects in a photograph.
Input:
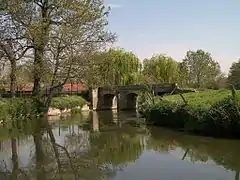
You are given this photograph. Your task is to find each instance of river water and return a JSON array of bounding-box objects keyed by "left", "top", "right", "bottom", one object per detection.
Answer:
[{"left": 0, "top": 110, "right": 240, "bottom": 180}]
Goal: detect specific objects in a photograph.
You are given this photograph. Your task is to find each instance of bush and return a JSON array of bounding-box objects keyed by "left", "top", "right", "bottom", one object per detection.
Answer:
[
  {"left": 144, "top": 90, "right": 240, "bottom": 138},
  {"left": 0, "top": 95, "right": 88, "bottom": 125},
  {"left": 51, "top": 95, "right": 87, "bottom": 111},
  {"left": 0, "top": 98, "right": 40, "bottom": 127}
]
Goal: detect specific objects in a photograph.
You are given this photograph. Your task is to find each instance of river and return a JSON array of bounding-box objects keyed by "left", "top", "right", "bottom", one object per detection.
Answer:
[{"left": 0, "top": 110, "right": 240, "bottom": 180}]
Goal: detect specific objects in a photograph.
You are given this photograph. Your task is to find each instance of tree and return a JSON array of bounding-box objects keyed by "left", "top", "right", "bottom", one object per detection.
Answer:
[
  {"left": 1, "top": 0, "right": 115, "bottom": 113},
  {"left": 0, "top": 53, "right": 9, "bottom": 89},
  {"left": 0, "top": 15, "right": 31, "bottom": 96},
  {"left": 142, "top": 54, "right": 179, "bottom": 84},
  {"left": 88, "top": 48, "right": 141, "bottom": 87},
  {"left": 212, "top": 73, "right": 227, "bottom": 89},
  {"left": 182, "top": 49, "right": 221, "bottom": 88},
  {"left": 228, "top": 59, "right": 240, "bottom": 85},
  {"left": 177, "top": 61, "right": 189, "bottom": 87}
]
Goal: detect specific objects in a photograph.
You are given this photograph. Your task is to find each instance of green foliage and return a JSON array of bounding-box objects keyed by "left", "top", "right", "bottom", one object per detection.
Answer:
[
  {"left": 228, "top": 59, "right": 240, "bottom": 85},
  {"left": 137, "top": 85, "right": 161, "bottom": 114},
  {"left": 88, "top": 48, "right": 142, "bottom": 87},
  {"left": 1, "top": 0, "right": 115, "bottom": 114},
  {"left": 142, "top": 54, "right": 179, "bottom": 83},
  {"left": 177, "top": 61, "right": 189, "bottom": 87},
  {"left": 182, "top": 49, "right": 221, "bottom": 88},
  {"left": 51, "top": 95, "right": 87, "bottom": 111},
  {"left": 144, "top": 90, "right": 240, "bottom": 138},
  {"left": 0, "top": 99, "right": 8, "bottom": 120},
  {"left": 0, "top": 98, "right": 40, "bottom": 126},
  {"left": 89, "top": 132, "right": 144, "bottom": 165},
  {"left": 7, "top": 98, "right": 39, "bottom": 119},
  {"left": 0, "top": 95, "right": 87, "bottom": 124}
]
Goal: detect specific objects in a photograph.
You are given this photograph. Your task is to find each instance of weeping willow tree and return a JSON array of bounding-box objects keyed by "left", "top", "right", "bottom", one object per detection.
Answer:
[
  {"left": 88, "top": 48, "right": 142, "bottom": 87},
  {"left": 142, "top": 54, "right": 179, "bottom": 84}
]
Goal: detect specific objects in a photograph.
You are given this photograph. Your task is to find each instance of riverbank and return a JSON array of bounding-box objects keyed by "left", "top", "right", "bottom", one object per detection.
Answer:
[
  {"left": 49, "top": 95, "right": 89, "bottom": 116},
  {"left": 144, "top": 89, "right": 240, "bottom": 138},
  {"left": 0, "top": 95, "right": 89, "bottom": 123}
]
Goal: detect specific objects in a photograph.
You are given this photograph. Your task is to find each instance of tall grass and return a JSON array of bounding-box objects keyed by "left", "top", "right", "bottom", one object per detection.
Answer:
[{"left": 144, "top": 90, "right": 240, "bottom": 138}]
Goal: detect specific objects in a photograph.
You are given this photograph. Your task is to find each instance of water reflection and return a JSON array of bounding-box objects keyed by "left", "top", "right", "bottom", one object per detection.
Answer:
[
  {"left": 0, "top": 111, "right": 146, "bottom": 179},
  {"left": 0, "top": 111, "right": 239, "bottom": 179},
  {"left": 147, "top": 127, "right": 240, "bottom": 180}
]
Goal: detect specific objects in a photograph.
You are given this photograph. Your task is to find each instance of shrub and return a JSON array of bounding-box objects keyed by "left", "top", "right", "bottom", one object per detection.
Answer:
[
  {"left": 0, "top": 95, "right": 88, "bottom": 125},
  {"left": 0, "top": 98, "right": 40, "bottom": 127},
  {"left": 51, "top": 95, "right": 87, "bottom": 111},
  {"left": 144, "top": 90, "right": 240, "bottom": 138}
]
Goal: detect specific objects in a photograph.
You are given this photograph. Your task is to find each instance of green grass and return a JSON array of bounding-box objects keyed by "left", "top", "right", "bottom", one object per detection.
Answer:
[
  {"left": 145, "top": 90, "right": 240, "bottom": 138},
  {"left": 165, "top": 89, "right": 240, "bottom": 108}
]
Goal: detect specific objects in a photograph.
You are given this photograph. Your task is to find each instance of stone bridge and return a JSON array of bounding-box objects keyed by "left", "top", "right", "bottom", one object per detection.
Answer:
[{"left": 89, "top": 83, "right": 177, "bottom": 110}]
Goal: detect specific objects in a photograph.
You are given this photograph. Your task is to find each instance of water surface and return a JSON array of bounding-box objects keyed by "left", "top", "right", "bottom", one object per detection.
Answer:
[{"left": 0, "top": 110, "right": 240, "bottom": 180}]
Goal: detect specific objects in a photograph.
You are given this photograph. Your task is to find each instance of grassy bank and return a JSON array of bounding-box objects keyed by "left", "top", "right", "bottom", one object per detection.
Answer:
[
  {"left": 0, "top": 95, "right": 88, "bottom": 123},
  {"left": 144, "top": 89, "right": 240, "bottom": 138}
]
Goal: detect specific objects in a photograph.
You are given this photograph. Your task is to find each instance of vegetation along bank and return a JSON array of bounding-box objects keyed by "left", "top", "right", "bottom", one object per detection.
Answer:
[
  {"left": 0, "top": 95, "right": 88, "bottom": 124},
  {"left": 143, "top": 89, "right": 240, "bottom": 138}
]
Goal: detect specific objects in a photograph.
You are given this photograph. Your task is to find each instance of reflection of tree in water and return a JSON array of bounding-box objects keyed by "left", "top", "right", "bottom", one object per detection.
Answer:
[
  {"left": 63, "top": 121, "right": 145, "bottom": 179},
  {"left": 148, "top": 127, "right": 240, "bottom": 179},
  {"left": 34, "top": 119, "right": 118, "bottom": 180},
  {"left": 47, "top": 111, "right": 145, "bottom": 179},
  {"left": 0, "top": 118, "right": 119, "bottom": 180},
  {"left": 88, "top": 125, "right": 145, "bottom": 167},
  {"left": 0, "top": 118, "right": 40, "bottom": 180}
]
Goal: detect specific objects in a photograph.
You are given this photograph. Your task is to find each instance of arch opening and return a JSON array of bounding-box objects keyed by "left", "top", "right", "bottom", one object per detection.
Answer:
[
  {"left": 155, "top": 92, "right": 167, "bottom": 96},
  {"left": 126, "top": 93, "right": 138, "bottom": 110},
  {"left": 102, "top": 94, "right": 117, "bottom": 110}
]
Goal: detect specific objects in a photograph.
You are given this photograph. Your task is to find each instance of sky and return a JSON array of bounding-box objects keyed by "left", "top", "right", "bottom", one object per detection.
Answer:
[{"left": 105, "top": 0, "right": 240, "bottom": 73}]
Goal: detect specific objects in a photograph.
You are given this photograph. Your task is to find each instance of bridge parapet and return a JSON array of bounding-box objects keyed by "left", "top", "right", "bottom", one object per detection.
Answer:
[
  {"left": 116, "top": 83, "right": 177, "bottom": 92},
  {"left": 152, "top": 83, "right": 177, "bottom": 88},
  {"left": 116, "top": 85, "right": 147, "bottom": 92}
]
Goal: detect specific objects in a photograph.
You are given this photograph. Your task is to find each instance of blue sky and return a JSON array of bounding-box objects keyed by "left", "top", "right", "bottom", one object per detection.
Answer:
[{"left": 105, "top": 0, "right": 240, "bottom": 73}]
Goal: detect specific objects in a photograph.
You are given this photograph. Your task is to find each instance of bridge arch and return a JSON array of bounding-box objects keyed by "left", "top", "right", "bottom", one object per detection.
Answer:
[
  {"left": 126, "top": 92, "right": 138, "bottom": 110},
  {"left": 102, "top": 93, "right": 117, "bottom": 110}
]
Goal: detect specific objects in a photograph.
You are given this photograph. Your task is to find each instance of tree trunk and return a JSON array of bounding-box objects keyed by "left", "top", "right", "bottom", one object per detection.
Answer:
[
  {"left": 181, "top": 148, "right": 189, "bottom": 160},
  {"left": 32, "top": 48, "right": 44, "bottom": 97},
  {"left": 0, "top": 42, "right": 17, "bottom": 97},
  {"left": 11, "top": 138, "right": 18, "bottom": 180},
  {"left": 33, "top": 120, "right": 46, "bottom": 180},
  {"left": 32, "top": 1, "right": 50, "bottom": 115},
  {"left": 197, "top": 75, "right": 201, "bottom": 88},
  {"left": 10, "top": 60, "right": 16, "bottom": 97},
  {"left": 235, "top": 171, "right": 239, "bottom": 180}
]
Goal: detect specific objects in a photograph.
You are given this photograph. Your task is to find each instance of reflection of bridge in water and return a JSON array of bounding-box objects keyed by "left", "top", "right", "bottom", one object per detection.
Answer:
[{"left": 90, "top": 83, "right": 178, "bottom": 111}]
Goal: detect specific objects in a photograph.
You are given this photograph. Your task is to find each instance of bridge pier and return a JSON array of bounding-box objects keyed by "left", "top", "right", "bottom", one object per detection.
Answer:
[{"left": 89, "top": 88, "right": 99, "bottom": 110}]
